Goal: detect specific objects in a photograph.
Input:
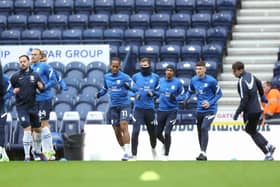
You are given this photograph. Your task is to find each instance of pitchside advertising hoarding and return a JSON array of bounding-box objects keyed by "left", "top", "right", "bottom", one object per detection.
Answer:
[
  {"left": 84, "top": 109, "right": 280, "bottom": 161},
  {"left": 0, "top": 44, "right": 110, "bottom": 65}
]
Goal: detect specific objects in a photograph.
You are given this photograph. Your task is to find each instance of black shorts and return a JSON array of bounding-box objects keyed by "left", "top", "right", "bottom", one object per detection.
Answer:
[
  {"left": 17, "top": 106, "right": 40, "bottom": 129},
  {"left": 36, "top": 99, "right": 52, "bottom": 121},
  {"left": 110, "top": 105, "right": 131, "bottom": 125}
]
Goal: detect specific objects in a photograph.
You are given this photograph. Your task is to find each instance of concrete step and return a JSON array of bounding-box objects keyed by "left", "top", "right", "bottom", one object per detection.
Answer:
[
  {"left": 221, "top": 89, "right": 239, "bottom": 97},
  {"left": 242, "top": 1, "right": 280, "bottom": 9},
  {"left": 233, "top": 32, "right": 280, "bottom": 40},
  {"left": 227, "top": 48, "right": 278, "bottom": 56},
  {"left": 223, "top": 63, "right": 274, "bottom": 72},
  {"left": 218, "top": 97, "right": 240, "bottom": 107},
  {"left": 233, "top": 25, "right": 280, "bottom": 32},
  {"left": 223, "top": 55, "right": 277, "bottom": 64},
  {"left": 238, "top": 9, "right": 280, "bottom": 16},
  {"left": 237, "top": 16, "right": 280, "bottom": 24},
  {"left": 220, "top": 72, "right": 272, "bottom": 81},
  {"left": 229, "top": 40, "right": 280, "bottom": 48},
  {"left": 218, "top": 81, "right": 236, "bottom": 89}
]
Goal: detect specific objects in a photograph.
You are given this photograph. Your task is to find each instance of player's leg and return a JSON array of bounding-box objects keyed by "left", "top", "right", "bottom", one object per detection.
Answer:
[
  {"left": 196, "top": 112, "right": 204, "bottom": 152},
  {"left": 119, "top": 105, "right": 131, "bottom": 159},
  {"left": 131, "top": 108, "right": 144, "bottom": 159},
  {"left": 145, "top": 109, "right": 157, "bottom": 159},
  {"left": 156, "top": 111, "right": 166, "bottom": 144},
  {"left": 0, "top": 109, "right": 9, "bottom": 162},
  {"left": 163, "top": 111, "right": 177, "bottom": 159}
]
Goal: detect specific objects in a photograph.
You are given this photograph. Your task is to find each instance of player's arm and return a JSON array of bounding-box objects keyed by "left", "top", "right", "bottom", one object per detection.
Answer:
[
  {"left": 208, "top": 80, "right": 222, "bottom": 106},
  {"left": 236, "top": 79, "right": 249, "bottom": 114},
  {"left": 97, "top": 78, "right": 108, "bottom": 98},
  {"left": 45, "top": 65, "right": 57, "bottom": 89},
  {"left": 152, "top": 75, "right": 160, "bottom": 97},
  {"left": 185, "top": 79, "right": 195, "bottom": 102},
  {"left": 174, "top": 81, "right": 186, "bottom": 102}
]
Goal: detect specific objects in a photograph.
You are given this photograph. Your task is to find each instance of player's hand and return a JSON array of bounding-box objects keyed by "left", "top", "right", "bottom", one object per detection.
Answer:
[
  {"left": 233, "top": 112, "right": 239, "bottom": 120},
  {"left": 260, "top": 95, "right": 268, "bottom": 103},
  {"left": 202, "top": 100, "right": 209, "bottom": 109},
  {"left": 37, "top": 81, "right": 44, "bottom": 90},
  {"left": 147, "top": 91, "right": 154, "bottom": 97},
  {"left": 135, "top": 94, "right": 141, "bottom": 100},
  {"left": 170, "top": 94, "right": 176, "bottom": 102},
  {"left": 124, "top": 82, "right": 130, "bottom": 90},
  {"left": 13, "top": 87, "right": 20, "bottom": 95}
]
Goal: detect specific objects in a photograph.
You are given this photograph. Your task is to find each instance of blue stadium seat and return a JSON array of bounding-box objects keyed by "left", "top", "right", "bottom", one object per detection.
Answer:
[
  {"left": 0, "top": 16, "right": 7, "bottom": 32},
  {"left": 119, "top": 45, "right": 139, "bottom": 74},
  {"left": 145, "top": 28, "right": 165, "bottom": 46},
  {"left": 62, "top": 29, "right": 82, "bottom": 44},
  {"left": 150, "top": 13, "right": 170, "bottom": 30},
  {"left": 130, "top": 13, "right": 150, "bottom": 29},
  {"left": 165, "top": 28, "right": 185, "bottom": 45},
  {"left": 49, "top": 112, "right": 58, "bottom": 132},
  {"left": 95, "top": 0, "right": 114, "bottom": 15},
  {"left": 48, "top": 14, "right": 68, "bottom": 30},
  {"left": 42, "top": 29, "right": 62, "bottom": 44},
  {"left": 82, "top": 29, "right": 103, "bottom": 44},
  {"left": 204, "top": 60, "right": 218, "bottom": 78},
  {"left": 186, "top": 28, "right": 206, "bottom": 45},
  {"left": 110, "top": 14, "right": 130, "bottom": 30},
  {"left": 110, "top": 45, "right": 119, "bottom": 57},
  {"left": 96, "top": 102, "right": 109, "bottom": 113},
  {"left": 68, "top": 14, "right": 88, "bottom": 29},
  {"left": 171, "top": 13, "right": 191, "bottom": 29},
  {"left": 87, "top": 69, "right": 105, "bottom": 81},
  {"left": 155, "top": 61, "right": 176, "bottom": 76},
  {"left": 191, "top": 13, "right": 212, "bottom": 29},
  {"left": 124, "top": 28, "right": 144, "bottom": 47},
  {"left": 155, "top": 0, "right": 175, "bottom": 14},
  {"left": 175, "top": 0, "right": 195, "bottom": 14},
  {"left": 7, "top": 15, "right": 27, "bottom": 31},
  {"left": 81, "top": 77, "right": 102, "bottom": 90},
  {"left": 139, "top": 45, "right": 160, "bottom": 62},
  {"left": 176, "top": 61, "right": 196, "bottom": 78},
  {"left": 48, "top": 61, "right": 65, "bottom": 77},
  {"left": 75, "top": 102, "right": 94, "bottom": 122},
  {"left": 160, "top": 45, "right": 181, "bottom": 62},
  {"left": 207, "top": 26, "right": 228, "bottom": 49},
  {"left": 103, "top": 28, "right": 124, "bottom": 46},
  {"left": 53, "top": 95, "right": 74, "bottom": 121},
  {"left": 88, "top": 14, "right": 109, "bottom": 29},
  {"left": 61, "top": 86, "right": 79, "bottom": 97},
  {"left": 60, "top": 112, "right": 81, "bottom": 134},
  {"left": 85, "top": 111, "right": 105, "bottom": 124},
  {"left": 4, "top": 62, "right": 20, "bottom": 75},
  {"left": 115, "top": 0, "right": 135, "bottom": 15},
  {"left": 87, "top": 61, "right": 107, "bottom": 74},
  {"left": 216, "top": 0, "right": 237, "bottom": 18},
  {"left": 0, "top": 30, "right": 21, "bottom": 44},
  {"left": 212, "top": 12, "right": 234, "bottom": 32},
  {"left": 14, "top": 0, "right": 33, "bottom": 16},
  {"left": 196, "top": 0, "right": 216, "bottom": 14},
  {"left": 54, "top": 0, "right": 73, "bottom": 15},
  {"left": 63, "top": 76, "right": 83, "bottom": 91},
  {"left": 135, "top": 0, "right": 155, "bottom": 15},
  {"left": 177, "top": 76, "right": 191, "bottom": 89},
  {"left": 181, "top": 44, "right": 202, "bottom": 61},
  {"left": 34, "top": 0, "right": 53, "bottom": 15},
  {"left": 202, "top": 43, "right": 223, "bottom": 66},
  {"left": 28, "top": 15, "right": 48, "bottom": 31},
  {"left": 0, "top": 0, "right": 13, "bottom": 16},
  {"left": 21, "top": 30, "right": 42, "bottom": 44},
  {"left": 65, "top": 61, "right": 86, "bottom": 79},
  {"left": 74, "top": 0, "right": 94, "bottom": 15}
]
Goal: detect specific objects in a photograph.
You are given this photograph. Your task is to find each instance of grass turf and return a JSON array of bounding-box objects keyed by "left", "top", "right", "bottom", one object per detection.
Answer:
[{"left": 1, "top": 161, "right": 280, "bottom": 187}]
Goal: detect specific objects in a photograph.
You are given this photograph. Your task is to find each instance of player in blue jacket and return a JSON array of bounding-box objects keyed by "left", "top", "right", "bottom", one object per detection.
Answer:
[
  {"left": 131, "top": 57, "right": 160, "bottom": 160},
  {"left": 156, "top": 65, "right": 185, "bottom": 160},
  {"left": 31, "top": 48, "right": 57, "bottom": 160},
  {"left": 97, "top": 57, "right": 133, "bottom": 161},
  {"left": 185, "top": 60, "right": 222, "bottom": 161}
]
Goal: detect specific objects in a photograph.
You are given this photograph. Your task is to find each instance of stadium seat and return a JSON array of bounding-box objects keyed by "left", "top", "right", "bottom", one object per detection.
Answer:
[
  {"left": 63, "top": 76, "right": 83, "bottom": 91},
  {"left": 96, "top": 102, "right": 109, "bottom": 113},
  {"left": 88, "top": 14, "right": 109, "bottom": 29},
  {"left": 0, "top": 16, "right": 7, "bottom": 32},
  {"left": 204, "top": 60, "right": 218, "bottom": 78},
  {"left": 48, "top": 14, "right": 68, "bottom": 30},
  {"left": 212, "top": 12, "right": 234, "bottom": 32},
  {"left": 82, "top": 29, "right": 103, "bottom": 44},
  {"left": 95, "top": 0, "right": 114, "bottom": 15},
  {"left": 21, "top": 30, "right": 42, "bottom": 44},
  {"left": 175, "top": 0, "right": 195, "bottom": 14},
  {"left": 80, "top": 78, "right": 101, "bottom": 96},
  {"left": 155, "top": 0, "right": 175, "bottom": 14},
  {"left": 34, "top": 0, "right": 54, "bottom": 15},
  {"left": 130, "top": 13, "right": 150, "bottom": 29},
  {"left": 49, "top": 111, "right": 58, "bottom": 132},
  {"left": 4, "top": 113, "right": 13, "bottom": 148},
  {"left": 75, "top": 94, "right": 95, "bottom": 121},
  {"left": 181, "top": 44, "right": 202, "bottom": 62},
  {"left": 145, "top": 28, "right": 165, "bottom": 46},
  {"left": 160, "top": 45, "right": 181, "bottom": 62},
  {"left": 28, "top": 15, "right": 48, "bottom": 31},
  {"left": 115, "top": 0, "right": 135, "bottom": 15},
  {"left": 196, "top": 0, "right": 216, "bottom": 14},
  {"left": 48, "top": 61, "right": 65, "bottom": 77},
  {"left": 65, "top": 61, "right": 86, "bottom": 79},
  {"left": 103, "top": 28, "right": 124, "bottom": 46},
  {"left": 135, "top": 0, "right": 155, "bottom": 15},
  {"left": 60, "top": 111, "right": 81, "bottom": 134},
  {"left": 171, "top": 13, "right": 191, "bottom": 29},
  {"left": 110, "top": 45, "right": 119, "bottom": 57},
  {"left": 110, "top": 14, "right": 130, "bottom": 30},
  {"left": 177, "top": 76, "right": 191, "bottom": 89},
  {"left": 186, "top": 28, "right": 206, "bottom": 46},
  {"left": 0, "top": 0, "right": 13, "bottom": 16},
  {"left": 139, "top": 45, "right": 160, "bottom": 62},
  {"left": 118, "top": 45, "right": 139, "bottom": 63},
  {"left": 53, "top": 94, "right": 75, "bottom": 121},
  {"left": 62, "top": 29, "right": 82, "bottom": 44},
  {"left": 124, "top": 29, "right": 144, "bottom": 47},
  {"left": 87, "top": 61, "right": 107, "bottom": 74},
  {"left": 165, "top": 28, "right": 185, "bottom": 46},
  {"left": 68, "top": 14, "right": 88, "bottom": 29},
  {"left": 150, "top": 13, "right": 170, "bottom": 30},
  {"left": 85, "top": 111, "right": 105, "bottom": 124},
  {"left": 4, "top": 62, "right": 20, "bottom": 75},
  {"left": 42, "top": 29, "right": 62, "bottom": 44},
  {"left": 176, "top": 61, "right": 196, "bottom": 78},
  {"left": 207, "top": 26, "right": 228, "bottom": 49},
  {"left": 7, "top": 15, "right": 27, "bottom": 31},
  {"left": 216, "top": 0, "right": 237, "bottom": 18},
  {"left": 155, "top": 61, "right": 176, "bottom": 76},
  {"left": 14, "top": 0, "right": 33, "bottom": 16},
  {"left": 87, "top": 69, "right": 105, "bottom": 82},
  {"left": 202, "top": 43, "right": 223, "bottom": 66},
  {"left": 74, "top": 0, "right": 94, "bottom": 15},
  {"left": 54, "top": 0, "right": 73, "bottom": 16},
  {"left": 191, "top": 13, "right": 212, "bottom": 29},
  {"left": 0, "top": 30, "right": 21, "bottom": 45}
]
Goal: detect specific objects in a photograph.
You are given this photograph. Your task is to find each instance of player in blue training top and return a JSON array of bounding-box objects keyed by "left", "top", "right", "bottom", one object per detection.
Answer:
[
  {"left": 232, "top": 61, "right": 275, "bottom": 161},
  {"left": 131, "top": 57, "right": 160, "bottom": 160},
  {"left": 156, "top": 65, "right": 185, "bottom": 160},
  {"left": 96, "top": 57, "right": 133, "bottom": 161},
  {"left": 185, "top": 60, "right": 222, "bottom": 161},
  {"left": 31, "top": 48, "right": 57, "bottom": 161}
]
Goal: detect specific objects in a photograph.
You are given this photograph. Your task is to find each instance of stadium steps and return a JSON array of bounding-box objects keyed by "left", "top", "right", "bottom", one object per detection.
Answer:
[{"left": 219, "top": 0, "right": 280, "bottom": 107}]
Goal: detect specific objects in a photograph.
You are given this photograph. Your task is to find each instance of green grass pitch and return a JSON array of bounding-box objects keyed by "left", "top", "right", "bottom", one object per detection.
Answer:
[{"left": 1, "top": 161, "right": 280, "bottom": 187}]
